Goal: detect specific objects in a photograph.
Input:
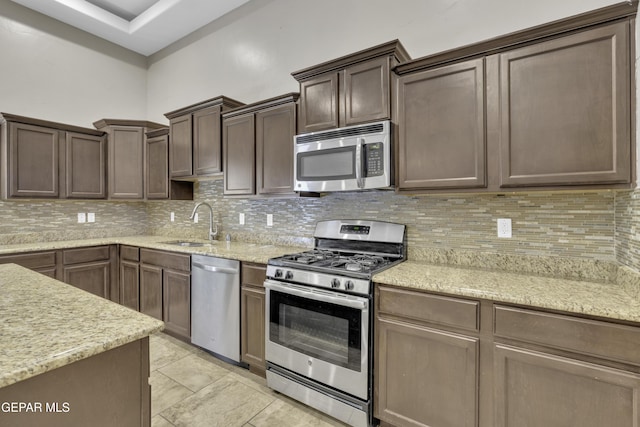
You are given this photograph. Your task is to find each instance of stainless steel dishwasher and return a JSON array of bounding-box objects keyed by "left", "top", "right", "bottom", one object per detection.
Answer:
[{"left": 191, "top": 254, "right": 240, "bottom": 362}]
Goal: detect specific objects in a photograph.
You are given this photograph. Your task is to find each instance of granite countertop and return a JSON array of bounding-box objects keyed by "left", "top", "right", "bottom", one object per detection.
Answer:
[
  {"left": 0, "top": 264, "right": 164, "bottom": 388},
  {"left": 373, "top": 261, "right": 640, "bottom": 324},
  {"left": 1, "top": 235, "right": 640, "bottom": 325},
  {"left": 0, "top": 235, "right": 305, "bottom": 265}
]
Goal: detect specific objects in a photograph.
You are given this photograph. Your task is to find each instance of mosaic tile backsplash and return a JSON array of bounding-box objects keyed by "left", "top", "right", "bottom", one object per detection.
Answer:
[
  {"left": 0, "top": 200, "right": 147, "bottom": 244},
  {"left": 1, "top": 181, "right": 638, "bottom": 279}
]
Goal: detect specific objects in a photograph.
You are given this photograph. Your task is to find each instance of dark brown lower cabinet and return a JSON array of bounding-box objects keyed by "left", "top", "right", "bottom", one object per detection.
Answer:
[
  {"left": 140, "top": 263, "right": 164, "bottom": 320},
  {"left": 0, "top": 250, "right": 58, "bottom": 278},
  {"left": 140, "top": 248, "right": 191, "bottom": 341},
  {"left": 375, "top": 284, "right": 640, "bottom": 427},
  {"left": 375, "top": 285, "right": 479, "bottom": 427},
  {"left": 63, "top": 260, "right": 111, "bottom": 299},
  {"left": 240, "top": 263, "right": 267, "bottom": 376},
  {"left": 62, "top": 246, "right": 117, "bottom": 301},
  {"left": 119, "top": 245, "right": 140, "bottom": 311},
  {"left": 494, "top": 344, "right": 640, "bottom": 427},
  {"left": 163, "top": 269, "right": 191, "bottom": 339}
]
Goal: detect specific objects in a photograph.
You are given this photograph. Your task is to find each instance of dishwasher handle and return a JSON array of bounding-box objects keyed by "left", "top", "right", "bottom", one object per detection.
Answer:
[{"left": 192, "top": 262, "right": 239, "bottom": 275}]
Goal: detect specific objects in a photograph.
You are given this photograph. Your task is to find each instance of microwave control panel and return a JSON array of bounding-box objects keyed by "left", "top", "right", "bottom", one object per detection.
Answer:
[{"left": 364, "top": 142, "right": 384, "bottom": 177}]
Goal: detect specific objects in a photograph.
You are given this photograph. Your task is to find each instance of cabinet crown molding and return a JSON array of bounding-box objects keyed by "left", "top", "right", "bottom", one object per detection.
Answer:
[
  {"left": 395, "top": 0, "right": 639, "bottom": 74},
  {"left": 1, "top": 113, "right": 105, "bottom": 136},
  {"left": 92, "top": 119, "right": 166, "bottom": 130},
  {"left": 221, "top": 92, "right": 299, "bottom": 119},
  {"left": 164, "top": 95, "right": 245, "bottom": 119},
  {"left": 291, "top": 39, "right": 411, "bottom": 82}
]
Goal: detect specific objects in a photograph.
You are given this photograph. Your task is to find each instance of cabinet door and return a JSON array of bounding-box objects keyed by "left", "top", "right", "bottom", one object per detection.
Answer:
[
  {"left": 344, "top": 56, "right": 390, "bottom": 126},
  {"left": 169, "top": 114, "right": 193, "bottom": 177},
  {"left": 397, "top": 58, "right": 486, "bottom": 190},
  {"left": 108, "top": 126, "right": 144, "bottom": 199},
  {"left": 8, "top": 122, "right": 59, "bottom": 198},
  {"left": 120, "top": 259, "right": 140, "bottom": 311},
  {"left": 0, "top": 251, "right": 58, "bottom": 278},
  {"left": 66, "top": 132, "right": 106, "bottom": 199},
  {"left": 376, "top": 317, "right": 479, "bottom": 427},
  {"left": 193, "top": 106, "right": 222, "bottom": 175},
  {"left": 494, "top": 344, "right": 640, "bottom": 427},
  {"left": 63, "top": 261, "right": 110, "bottom": 299},
  {"left": 223, "top": 113, "right": 255, "bottom": 195},
  {"left": 497, "top": 21, "right": 630, "bottom": 187},
  {"left": 241, "top": 285, "right": 266, "bottom": 371},
  {"left": 256, "top": 103, "right": 296, "bottom": 195},
  {"left": 163, "top": 269, "right": 191, "bottom": 340},
  {"left": 140, "top": 264, "right": 163, "bottom": 320},
  {"left": 299, "top": 73, "right": 339, "bottom": 132},
  {"left": 145, "top": 134, "right": 169, "bottom": 199}
]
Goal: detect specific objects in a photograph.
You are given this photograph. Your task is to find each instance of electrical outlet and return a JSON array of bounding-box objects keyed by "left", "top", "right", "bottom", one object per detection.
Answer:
[
  {"left": 170, "top": 212, "right": 175, "bottom": 222},
  {"left": 239, "top": 213, "right": 245, "bottom": 225},
  {"left": 193, "top": 213, "right": 199, "bottom": 223},
  {"left": 497, "top": 218, "right": 512, "bottom": 238},
  {"left": 267, "top": 214, "right": 273, "bottom": 227},
  {"left": 87, "top": 213, "right": 95, "bottom": 223},
  {"left": 77, "top": 213, "right": 86, "bottom": 223}
]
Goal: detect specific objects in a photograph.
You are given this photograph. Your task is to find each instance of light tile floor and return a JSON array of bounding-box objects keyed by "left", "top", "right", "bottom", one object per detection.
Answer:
[{"left": 150, "top": 332, "right": 348, "bottom": 427}]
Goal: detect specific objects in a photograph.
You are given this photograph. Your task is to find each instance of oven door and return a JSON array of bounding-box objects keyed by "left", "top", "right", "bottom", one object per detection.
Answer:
[{"left": 264, "top": 279, "right": 369, "bottom": 400}]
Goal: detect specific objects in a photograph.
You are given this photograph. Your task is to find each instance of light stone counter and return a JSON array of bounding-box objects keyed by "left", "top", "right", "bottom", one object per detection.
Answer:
[
  {"left": 0, "top": 235, "right": 306, "bottom": 265},
  {"left": 0, "top": 264, "right": 164, "bottom": 388},
  {"left": 373, "top": 261, "right": 640, "bottom": 324},
  {"left": 2, "top": 235, "right": 640, "bottom": 324}
]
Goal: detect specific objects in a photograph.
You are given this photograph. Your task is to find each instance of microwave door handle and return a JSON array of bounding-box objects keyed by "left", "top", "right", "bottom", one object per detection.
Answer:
[{"left": 355, "top": 138, "right": 365, "bottom": 188}]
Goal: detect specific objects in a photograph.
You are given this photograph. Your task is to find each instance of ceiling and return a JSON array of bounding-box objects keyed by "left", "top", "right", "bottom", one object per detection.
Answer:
[{"left": 11, "top": 0, "right": 251, "bottom": 56}]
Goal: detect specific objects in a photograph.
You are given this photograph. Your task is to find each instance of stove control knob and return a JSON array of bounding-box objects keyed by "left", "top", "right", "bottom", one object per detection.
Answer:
[
  {"left": 331, "top": 278, "right": 341, "bottom": 288},
  {"left": 345, "top": 280, "right": 354, "bottom": 291},
  {"left": 274, "top": 269, "right": 283, "bottom": 278},
  {"left": 285, "top": 271, "right": 294, "bottom": 280}
]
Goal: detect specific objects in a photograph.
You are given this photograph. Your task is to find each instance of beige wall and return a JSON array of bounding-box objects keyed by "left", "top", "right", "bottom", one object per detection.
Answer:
[
  {"left": 0, "top": 0, "right": 147, "bottom": 128},
  {"left": 146, "top": 0, "right": 619, "bottom": 123}
]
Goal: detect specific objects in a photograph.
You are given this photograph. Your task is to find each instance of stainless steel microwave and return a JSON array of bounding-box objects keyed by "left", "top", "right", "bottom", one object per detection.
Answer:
[{"left": 294, "top": 120, "right": 392, "bottom": 192}]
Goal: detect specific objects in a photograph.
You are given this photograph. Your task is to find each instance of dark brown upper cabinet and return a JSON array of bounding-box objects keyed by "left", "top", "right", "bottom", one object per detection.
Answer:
[
  {"left": 222, "top": 93, "right": 299, "bottom": 197},
  {"left": 292, "top": 40, "right": 410, "bottom": 133},
  {"left": 93, "top": 119, "right": 166, "bottom": 200},
  {"left": 164, "top": 96, "right": 245, "bottom": 179},
  {"left": 66, "top": 131, "right": 107, "bottom": 198},
  {"left": 394, "top": 1, "right": 636, "bottom": 193},
  {"left": 495, "top": 20, "right": 631, "bottom": 188},
  {"left": 1, "top": 113, "right": 106, "bottom": 199},
  {"left": 144, "top": 127, "right": 170, "bottom": 200},
  {"left": 396, "top": 58, "right": 486, "bottom": 190}
]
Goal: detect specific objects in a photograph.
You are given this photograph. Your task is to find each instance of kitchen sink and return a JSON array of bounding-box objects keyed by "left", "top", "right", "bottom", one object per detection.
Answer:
[{"left": 161, "top": 241, "right": 211, "bottom": 247}]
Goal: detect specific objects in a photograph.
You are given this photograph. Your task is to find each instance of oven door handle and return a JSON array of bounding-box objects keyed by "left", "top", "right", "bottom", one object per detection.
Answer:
[{"left": 264, "top": 280, "right": 368, "bottom": 310}]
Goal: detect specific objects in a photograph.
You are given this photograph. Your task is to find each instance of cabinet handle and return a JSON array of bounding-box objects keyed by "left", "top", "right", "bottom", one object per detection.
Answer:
[{"left": 192, "top": 262, "right": 238, "bottom": 274}]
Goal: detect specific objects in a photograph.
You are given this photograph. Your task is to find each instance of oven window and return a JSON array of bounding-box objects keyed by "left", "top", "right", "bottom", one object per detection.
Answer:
[
  {"left": 297, "top": 146, "right": 355, "bottom": 181},
  {"left": 269, "top": 290, "right": 362, "bottom": 371}
]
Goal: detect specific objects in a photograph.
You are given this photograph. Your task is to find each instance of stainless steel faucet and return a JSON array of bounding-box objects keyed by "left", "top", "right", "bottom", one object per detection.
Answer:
[{"left": 190, "top": 202, "right": 218, "bottom": 240}]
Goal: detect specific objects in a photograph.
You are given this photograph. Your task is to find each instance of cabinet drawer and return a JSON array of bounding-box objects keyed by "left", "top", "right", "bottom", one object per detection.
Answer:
[
  {"left": 377, "top": 286, "right": 479, "bottom": 332},
  {"left": 0, "top": 251, "right": 57, "bottom": 269},
  {"left": 242, "top": 263, "right": 266, "bottom": 287},
  {"left": 63, "top": 246, "right": 110, "bottom": 264},
  {"left": 120, "top": 245, "right": 140, "bottom": 262},
  {"left": 140, "top": 248, "right": 190, "bottom": 272},
  {"left": 494, "top": 305, "right": 640, "bottom": 366}
]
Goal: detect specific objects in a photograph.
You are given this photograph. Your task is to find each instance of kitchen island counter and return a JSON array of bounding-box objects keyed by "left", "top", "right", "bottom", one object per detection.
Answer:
[{"left": 0, "top": 263, "right": 163, "bottom": 388}]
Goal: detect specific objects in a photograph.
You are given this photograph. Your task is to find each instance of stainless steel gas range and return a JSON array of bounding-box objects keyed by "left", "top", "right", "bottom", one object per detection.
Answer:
[{"left": 264, "top": 219, "right": 406, "bottom": 427}]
